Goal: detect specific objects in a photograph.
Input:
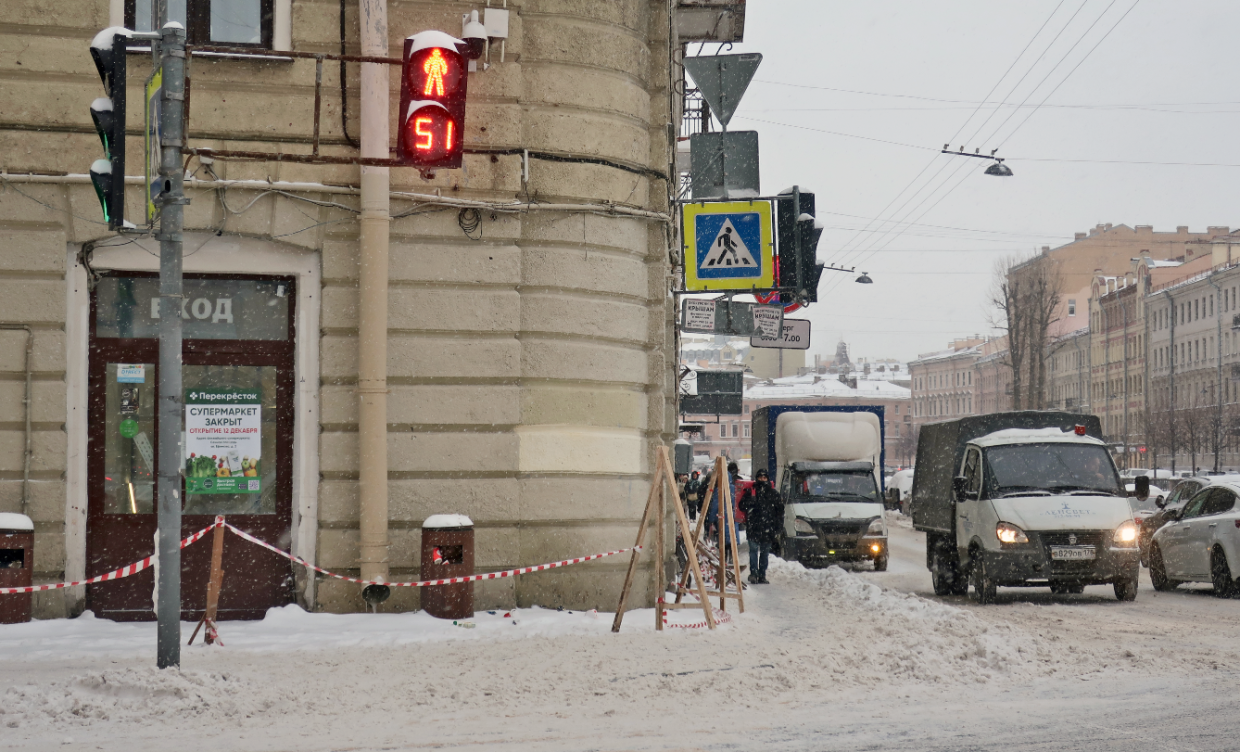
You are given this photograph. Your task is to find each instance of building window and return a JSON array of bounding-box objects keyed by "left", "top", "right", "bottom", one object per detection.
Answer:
[
  {"left": 1068, "top": 299, "right": 1076, "bottom": 316},
  {"left": 732, "top": 423, "right": 739, "bottom": 438},
  {"left": 127, "top": 0, "right": 275, "bottom": 47},
  {"left": 720, "top": 424, "right": 727, "bottom": 438},
  {"left": 743, "top": 405, "right": 750, "bottom": 414},
  {"left": 742, "top": 423, "right": 750, "bottom": 438}
]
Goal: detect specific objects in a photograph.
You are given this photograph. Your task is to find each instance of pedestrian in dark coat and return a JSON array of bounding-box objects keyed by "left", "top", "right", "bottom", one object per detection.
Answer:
[
  {"left": 684, "top": 471, "right": 702, "bottom": 520},
  {"left": 739, "top": 469, "right": 783, "bottom": 584}
]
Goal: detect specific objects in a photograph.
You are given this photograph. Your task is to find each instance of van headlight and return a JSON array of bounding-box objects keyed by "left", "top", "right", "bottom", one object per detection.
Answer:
[
  {"left": 865, "top": 518, "right": 886, "bottom": 536},
  {"left": 1113, "top": 520, "right": 1139, "bottom": 547},
  {"left": 794, "top": 518, "right": 815, "bottom": 535},
  {"left": 996, "top": 522, "right": 1029, "bottom": 545}
]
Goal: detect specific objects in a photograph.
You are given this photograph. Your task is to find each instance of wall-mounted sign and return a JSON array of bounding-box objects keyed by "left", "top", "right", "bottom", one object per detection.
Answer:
[
  {"left": 751, "top": 318, "right": 810, "bottom": 350},
  {"left": 185, "top": 389, "right": 262, "bottom": 495},
  {"left": 95, "top": 276, "right": 291, "bottom": 341},
  {"left": 682, "top": 200, "right": 774, "bottom": 292}
]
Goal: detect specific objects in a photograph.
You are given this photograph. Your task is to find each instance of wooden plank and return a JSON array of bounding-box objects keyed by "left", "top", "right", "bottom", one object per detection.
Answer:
[
  {"left": 659, "top": 448, "right": 714, "bottom": 629},
  {"left": 610, "top": 455, "right": 664, "bottom": 633}
]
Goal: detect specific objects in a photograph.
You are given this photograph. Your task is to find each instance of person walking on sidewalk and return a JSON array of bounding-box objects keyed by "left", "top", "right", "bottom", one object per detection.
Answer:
[{"left": 739, "top": 469, "right": 783, "bottom": 584}]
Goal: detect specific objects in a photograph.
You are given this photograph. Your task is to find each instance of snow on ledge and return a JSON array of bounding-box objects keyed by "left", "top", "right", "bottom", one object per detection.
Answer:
[
  {"left": 0, "top": 512, "right": 33, "bottom": 531},
  {"left": 423, "top": 514, "right": 473, "bottom": 529}
]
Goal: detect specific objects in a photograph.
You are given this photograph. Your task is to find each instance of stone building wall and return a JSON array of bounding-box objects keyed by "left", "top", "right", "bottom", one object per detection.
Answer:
[{"left": 0, "top": 0, "right": 679, "bottom": 617}]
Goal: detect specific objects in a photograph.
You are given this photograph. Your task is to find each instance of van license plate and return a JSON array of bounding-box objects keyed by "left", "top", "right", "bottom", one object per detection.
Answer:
[{"left": 1051, "top": 546, "right": 1095, "bottom": 561}]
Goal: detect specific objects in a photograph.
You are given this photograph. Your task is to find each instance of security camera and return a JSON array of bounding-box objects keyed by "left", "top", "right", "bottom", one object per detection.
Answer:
[{"left": 460, "top": 10, "right": 486, "bottom": 60}]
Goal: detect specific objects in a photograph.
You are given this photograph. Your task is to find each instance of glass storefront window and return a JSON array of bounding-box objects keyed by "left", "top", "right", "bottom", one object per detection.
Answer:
[
  {"left": 95, "top": 276, "right": 291, "bottom": 341},
  {"left": 103, "top": 363, "right": 157, "bottom": 514}
]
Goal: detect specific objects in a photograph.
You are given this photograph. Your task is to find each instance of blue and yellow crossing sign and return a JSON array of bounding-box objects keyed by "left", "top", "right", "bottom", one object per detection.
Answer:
[{"left": 682, "top": 201, "right": 774, "bottom": 291}]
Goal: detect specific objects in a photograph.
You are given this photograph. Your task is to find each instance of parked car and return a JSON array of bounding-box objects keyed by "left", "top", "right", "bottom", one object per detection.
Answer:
[
  {"left": 1149, "top": 480, "right": 1240, "bottom": 597},
  {"left": 1138, "top": 476, "right": 1209, "bottom": 566}
]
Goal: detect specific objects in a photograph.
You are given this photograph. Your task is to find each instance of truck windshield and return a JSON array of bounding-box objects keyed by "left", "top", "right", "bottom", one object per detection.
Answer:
[
  {"left": 984, "top": 443, "right": 1123, "bottom": 497},
  {"left": 796, "top": 472, "right": 878, "bottom": 502}
]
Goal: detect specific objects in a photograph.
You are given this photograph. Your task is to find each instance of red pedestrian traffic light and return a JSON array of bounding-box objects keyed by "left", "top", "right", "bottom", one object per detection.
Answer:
[{"left": 398, "top": 31, "right": 468, "bottom": 170}]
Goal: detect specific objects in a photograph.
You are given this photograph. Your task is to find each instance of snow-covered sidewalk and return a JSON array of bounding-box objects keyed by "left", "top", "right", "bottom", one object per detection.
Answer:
[
  {"left": 0, "top": 604, "right": 669, "bottom": 662},
  {"left": 2, "top": 558, "right": 1238, "bottom": 751}
]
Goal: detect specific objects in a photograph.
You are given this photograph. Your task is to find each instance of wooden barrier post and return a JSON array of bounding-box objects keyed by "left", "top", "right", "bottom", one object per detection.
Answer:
[
  {"left": 613, "top": 446, "right": 714, "bottom": 632},
  {"left": 188, "top": 518, "right": 226, "bottom": 646}
]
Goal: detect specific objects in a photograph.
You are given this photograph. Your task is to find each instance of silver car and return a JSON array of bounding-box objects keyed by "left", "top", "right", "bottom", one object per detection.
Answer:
[{"left": 1149, "top": 480, "right": 1240, "bottom": 597}]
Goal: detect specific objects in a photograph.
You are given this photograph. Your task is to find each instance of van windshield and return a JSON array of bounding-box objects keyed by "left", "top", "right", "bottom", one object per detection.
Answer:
[
  {"left": 795, "top": 472, "right": 879, "bottom": 502},
  {"left": 984, "top": 443, "right": 1123, "bottom": 497}
]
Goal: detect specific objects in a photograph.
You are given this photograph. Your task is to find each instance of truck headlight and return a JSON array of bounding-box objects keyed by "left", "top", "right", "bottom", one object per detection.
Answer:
[
  {"left": 794, "top": 518, "right": 815, "bottom": 535},
  {"left": 865, "top": 518, "right": 886, "bottom": 536},
  {"left": 996, "top": 522, "right": 1029, "bottom": 545},
  {"left": 1113, "top": 520, "right": 1139, "bottom": 547}
]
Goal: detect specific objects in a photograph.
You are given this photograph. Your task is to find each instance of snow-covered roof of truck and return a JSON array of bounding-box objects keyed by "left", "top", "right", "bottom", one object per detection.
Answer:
[{"left": 971, "top": 427, "right": 1105, "bottom": 448}]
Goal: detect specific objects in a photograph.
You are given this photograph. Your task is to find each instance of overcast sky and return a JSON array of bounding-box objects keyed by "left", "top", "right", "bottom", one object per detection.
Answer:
[{"left": 688, "top": 0, "right": 1237, "bottom": 364}]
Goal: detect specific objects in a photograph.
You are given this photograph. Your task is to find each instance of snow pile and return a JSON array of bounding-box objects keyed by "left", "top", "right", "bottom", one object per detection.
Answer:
[
  {"left": 2, "top": 667, "right": 307, "bottom": 729},
  {"left": 769, "top": 560, "right": 1078, "bottom": 684}
]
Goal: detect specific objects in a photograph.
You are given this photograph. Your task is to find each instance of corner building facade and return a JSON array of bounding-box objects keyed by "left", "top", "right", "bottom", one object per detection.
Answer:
[{"left": 0, "top": 0, "right": 679, "bottom": 618}]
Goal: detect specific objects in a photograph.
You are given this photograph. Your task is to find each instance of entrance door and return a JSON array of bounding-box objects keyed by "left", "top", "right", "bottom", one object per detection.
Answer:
[{"left": 87, "top": 274, "right": 296, "bottom": 621}]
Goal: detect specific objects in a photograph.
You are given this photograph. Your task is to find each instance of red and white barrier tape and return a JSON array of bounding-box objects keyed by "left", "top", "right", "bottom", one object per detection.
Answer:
[
  {"left": 0, "top": 520, "right": 221, "bottom": 595},
  {"left": 223, "top": 522, "right": 639, "bottom": 587},
  {"left": 660, "top": 606, "right": 733, "bottom": 630},
  {"left": 0, "top": 516, "right": 638, "bottom": 595}
]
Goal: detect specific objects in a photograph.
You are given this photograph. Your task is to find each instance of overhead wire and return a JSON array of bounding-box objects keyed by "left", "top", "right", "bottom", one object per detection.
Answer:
[
  {"left": 995, "top": 0, "right": 1144, "bottom": 149},
  {"left": 829, "top": 0, "right": 1089, "bottom": 270},
  {"left": 955, "top": 0, "right": 1092, "bottom": 150},
  {"left": 828, "top": 0, "right": 1143, "bottom": 295},
  {"left": 822, "top": 0, "right": 1074, "bottom": 268},
  {"left": 979, "top": 0, "right": 1123, "bottom": 148},
  {"left": 751, "top": 79, "right": 1240, "bottom": 110}
]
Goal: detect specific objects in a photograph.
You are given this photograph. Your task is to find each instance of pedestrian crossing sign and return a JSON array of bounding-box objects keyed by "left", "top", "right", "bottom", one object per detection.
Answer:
[{"left": 682, "top": 201, "right": 774, "bottom": 291}]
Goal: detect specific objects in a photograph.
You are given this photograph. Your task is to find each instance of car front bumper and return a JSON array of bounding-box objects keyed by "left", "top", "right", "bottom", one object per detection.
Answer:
[
  {"left": 979, "top": 531, "right": 1140, "bottom": 586},
  {"left": 792, "top": 533, "right": 887, "bottom": 562}
]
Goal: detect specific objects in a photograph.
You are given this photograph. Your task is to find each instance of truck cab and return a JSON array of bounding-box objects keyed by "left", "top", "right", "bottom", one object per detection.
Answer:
[
  {"left": 780, "top": 460, "right": 889, "bottom": 570},
  {"left": 947, "top": 427, "right": 1140, "bottom": 602}
]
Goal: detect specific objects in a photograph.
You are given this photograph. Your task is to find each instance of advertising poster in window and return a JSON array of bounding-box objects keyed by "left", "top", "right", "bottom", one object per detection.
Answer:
[{"left": 185, "top": 389, "right": 262, "bottom": 494}]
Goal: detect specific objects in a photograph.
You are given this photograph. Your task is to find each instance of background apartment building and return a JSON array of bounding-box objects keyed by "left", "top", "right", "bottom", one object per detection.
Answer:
[
  {"left": 1147, "top": 231, "right": 1240, "bottom": 472},
  {"left": 0, "top": 0, "right": 688, "bottom": 619}
]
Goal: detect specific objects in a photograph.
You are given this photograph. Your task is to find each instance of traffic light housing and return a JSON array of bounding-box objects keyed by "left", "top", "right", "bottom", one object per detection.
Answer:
[
  {"left": 397, "top": 31, "right": 468, "bottom": 170},
  {"left": 90, "top": 27, "right": 128, "bottom": 229},
  {"left": 776, "top": 190, "right": 825, "bottom": 305},
  {"left": 797, "top": 215, "right": 826, "bottom": 303}
]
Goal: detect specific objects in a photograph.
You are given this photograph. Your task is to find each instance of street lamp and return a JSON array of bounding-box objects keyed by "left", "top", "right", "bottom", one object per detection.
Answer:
[
  {"left": 941, "top": 146, "right": 1013, "bottom": 176},
  {"left": 984, "top": 160, "right": 1014, "bottom": 177},
  {"left": 855, "top": 272, "right": 873, "bottom": 284}
]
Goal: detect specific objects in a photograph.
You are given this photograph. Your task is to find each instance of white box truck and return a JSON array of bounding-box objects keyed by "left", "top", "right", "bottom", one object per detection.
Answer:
[{"left": 751, "top": 406, "right": 888, "bottom": 569}]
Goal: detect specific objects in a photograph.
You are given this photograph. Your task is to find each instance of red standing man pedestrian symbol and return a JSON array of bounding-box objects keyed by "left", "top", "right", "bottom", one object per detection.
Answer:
[{"left": 423, "top": 48, "right": 449, "bottom": 97}]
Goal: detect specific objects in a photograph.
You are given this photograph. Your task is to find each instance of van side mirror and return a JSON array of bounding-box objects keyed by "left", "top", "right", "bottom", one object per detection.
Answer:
[
  {"left": 1134, "top": 475, "right": 1150, "bottom": 501},
  {"left": 952, "top": 475, "right": 968, "bottom": 501},
  {"left": 1154, "top": 495, "right": 1167, "bottom": 509}
]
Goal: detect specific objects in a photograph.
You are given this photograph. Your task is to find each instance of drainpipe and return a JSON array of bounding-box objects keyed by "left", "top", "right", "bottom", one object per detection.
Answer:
[
  {"left": 1121, "top": 301, "right": 1130, "bottom": 468},
  {"left": 357, "top": 0, "right": 391, "bottom": 586},
  {"left": 0, "top": 325, "right": 32, "bottom": 516},
  {"left": 1165, "top": 290, "right": 1177, "bottom": 474},
  {"left": 1209, "top": 276, "right": 1223, "bottom": 472},
  {"left": 1072, "top": 332, "right": 1084, "bottom": 414}
]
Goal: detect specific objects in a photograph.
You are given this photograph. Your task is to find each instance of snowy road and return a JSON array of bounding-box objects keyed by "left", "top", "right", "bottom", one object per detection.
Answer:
[{"left": 2, "top": 516, "right": 1239, "bottom": 751}]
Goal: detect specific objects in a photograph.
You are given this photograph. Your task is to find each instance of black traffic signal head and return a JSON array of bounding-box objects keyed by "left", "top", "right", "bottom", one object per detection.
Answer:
[
  {"left": 397, "top": 31, "right": 469, "bottom": 170},
  {"left": 797, "top": 214, "right": 825, "bottom": 303},
  {"left": 776, "top": 189, "right": 824, "bottom": 305},
  {"left": 89, "top": 27, "right": 128, "bottom": 229}
]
